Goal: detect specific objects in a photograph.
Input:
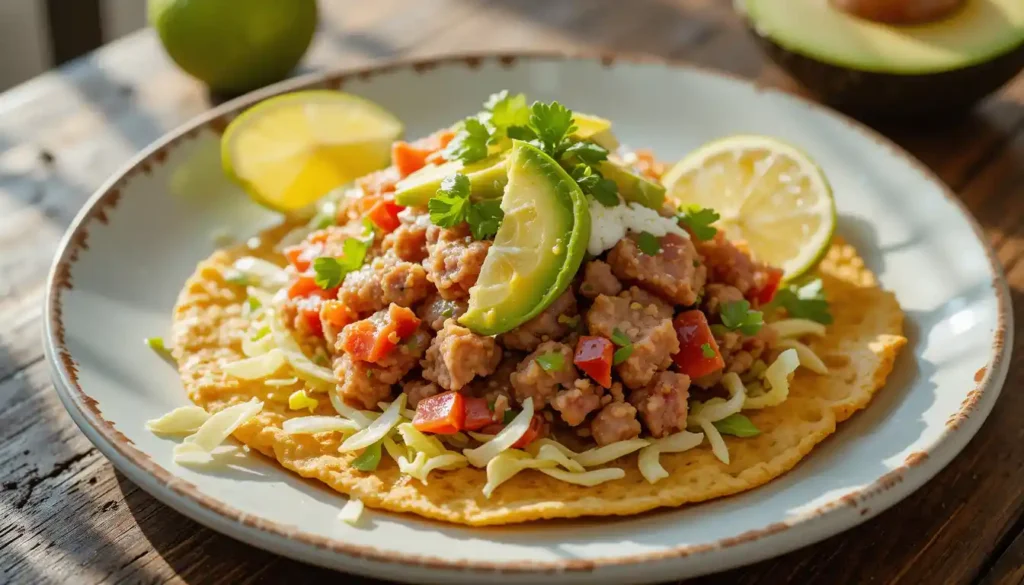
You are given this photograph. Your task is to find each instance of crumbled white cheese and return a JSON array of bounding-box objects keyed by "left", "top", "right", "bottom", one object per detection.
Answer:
[{"left": 587, "top": 200, "right": 687, "bottom": 256}]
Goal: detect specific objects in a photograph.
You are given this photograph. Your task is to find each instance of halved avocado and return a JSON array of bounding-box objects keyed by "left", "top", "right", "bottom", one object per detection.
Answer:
[
  {"left": 599, "top": 159, "right": 666, "bottom": 210},
  {"left": 459, "top": 141, "right": 590, "bottom": 336},
  {"left": 740, "top": 0, "right": 1024, "bottom": 119},
  {"left": 393, "top": 153, "right": 509, "bottom": 206}
]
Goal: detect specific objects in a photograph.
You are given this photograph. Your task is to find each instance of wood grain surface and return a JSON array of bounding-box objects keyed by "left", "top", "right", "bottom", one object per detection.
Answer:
[{"left": 1, "top": 1, "right": 1022, "bottom": 584}]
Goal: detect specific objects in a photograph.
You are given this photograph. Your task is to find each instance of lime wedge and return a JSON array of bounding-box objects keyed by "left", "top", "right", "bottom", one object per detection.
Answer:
[
  {"left": 459, "top": 141, "right": 590, "bottom": 336},
  {"left": 661, "top": 135, "right": 835, "bottom": 280},
  {"left": 222, "top": 90, "right": 403, "bottom": 213}
]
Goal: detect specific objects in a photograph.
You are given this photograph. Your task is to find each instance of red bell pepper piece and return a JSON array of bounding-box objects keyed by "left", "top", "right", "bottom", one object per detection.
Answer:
[
  {"left": 512, "top": 414, "right": 544, "bottom": 448},
  {"left": 340, "top": 304, "right": 421, "bottom": 363},
  {"left": 413, "top": 391, "right": 466, "bottom": 434},
  {"left": 574, "top": 336, "right": 614, "bottom": 388},
  {"left": 672, "top": 310, "right": 725, "bottom": 379},
  {"left": 320, "top": 300, "right": 355, "bottom": 330},
  {"left": 287, "top": 275, "right": 337, "bottom": 300},
  {"left": 751, "top": 266, "right": 784, "bottom": 306},
  {"left": 366, "top": 198, "right": 405, "bottom": 233},
  {"left": 463, "top": 396, "right": 494, "bottom": 431}
]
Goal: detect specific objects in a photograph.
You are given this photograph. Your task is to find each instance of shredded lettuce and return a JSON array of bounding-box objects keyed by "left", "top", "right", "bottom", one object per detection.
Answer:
[
  {"left": 232, "top": 257, "right": 290, "bottom": 289},
  {"left": 338, "top": 498, "right": 364, "bottom": 525},
  {"left": 223, "top": 348, "right": 286, "bottom": 380},
  {"left": 696, "top": 417, "right": 730, "bottom": 464},
  {"left": 173, "top": 399, "right": 263, "bottom": 463},
  {"left": 400, "top": 452, "right": 468, "bottom": 483},
  {"left": 538, "top": 467, "right": 625, "bottom": 486},
  {"left": 145, "top": 406, "right": 210, "bottom": 434},
  {"left": 265, "top": 377, "right": 299, "bottom": 387},
  {"left": 777, "top": 339, "right": 829, "bottom": 374},
  {"left": 396, "top": 422, "right": 446, "bottom": 458},
  {"left": 288, "top": 389, "right": 319, "bottom": 413},
  {"left": 339, "top": 394, "right": 406, "bottom": 452},
  {"left": 482, "top": 450, "right": 557, "bottom": 498},
  {"left": 328, "top": 391, "right": 374, "bottom": 428},
  {"left": 694, "top": 373, "right": 747, "bottom": 422},
  {"left": 770, "top": 318, "right": 827, "bottom": 339},
  {"left": 744, "top": 348, "right": 799, "bottom": 409},
  {"left": 532, "top": 443, "right": 585, "bottom": 473},
  {"left": 282, "top": 415, "right": 360, "bottom": 435},
  {"left": 464, "top": 397, "right": 535, "bottom": 468},
  {"left": 268, "top": 307, "right": 338, "bottom": 385},
  {"left": 572, "top": 438, "right": 649, "bottom": 467},
  {"left": 637, "top": 431, "right": 704, "bottom": 484}
]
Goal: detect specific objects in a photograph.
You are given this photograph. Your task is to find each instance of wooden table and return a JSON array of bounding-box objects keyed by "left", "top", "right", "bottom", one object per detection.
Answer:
[{"left": 1, "top": 1, "right": 1022, "bottom": 583}]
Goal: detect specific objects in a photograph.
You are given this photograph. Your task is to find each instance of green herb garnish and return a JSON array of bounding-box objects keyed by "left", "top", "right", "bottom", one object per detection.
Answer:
[
  {"left": 535, "top": 352, "right": 565, "bottom": 372},
  {"left": 677, "top": 205, "right": 720, "bottom": 241},
  {"left": 636, "top": 232, "right": 661, "bottom": 256},
  {"left": 700, "top": 342, "right": 716, "bottom": 359},
  {"left": 246, "top": 296, "right": 262, "bottom": 312},
  {"left": 571, "top": 163, "right": 618, "bottom": 207},
  {"left": 610, "top": 328, "right": 631, "bottom": 347},
  {"left": 428, "top": 173, "right": 504, "bottom": 239},
  {"left": 526, "top": 101, "right": 577, "bottom": 157},
  {"left": 352, "top": 441, "right": 383, "bottom": 471},
  {"left": 466, "top": 199, "right": 504, "bottom": 240},
  {"left": 312, "top": 238, "right": 370, "bottom": 289},
  {"left": 484, "top": 91, "right": 530, "bottom": 143},
  {"left": 252, "top": 326, "right": 270, "bottom": 341},
  {"left": 713, "top": 413, "right": 760, "bottom": 438},
  {"left": 613, "top": 345, "right": 633, "bottom": 365},
  {"left": 563, "top": 141, "right": 608, "bottom": 165},
  {"left": 720, "top": 300, "right": 764, "bottom": 336},
  {"left": 767, "top": 277, "right": 833, "bottom": 325},
  {"left": 442, "top": 117, "right": 491, "bottom": 164}
]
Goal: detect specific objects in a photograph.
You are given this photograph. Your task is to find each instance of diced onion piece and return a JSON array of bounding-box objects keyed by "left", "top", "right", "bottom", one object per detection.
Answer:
[
  {"left": 338, "top": 498, "right": 364, "bottom": 526},
  {"left": 396, "top": 422, "right": 446, "bottom": 458},
  {"left": 464, "top": 398, "right": 535, "bottom": 468},
  {"left": 572, "top": 438, "right": 649, "bottom": 467},
  {"left": 329, "top": 390, "right": 374, "bottom": 428},
  {"left": 744, "top": 349, "right": 799, "bottom": 410},
  {"left": 770, "top": 319, "right": 827, "bottom": 339},
  {"left": 146, "top": 406, "right": 210, "bottom": 434},
  {"left": 467, "top": 431, "right": 496, "bottom": 442},
  {"left": 282, "top": 416, "right": 360, "bottom": 435},
  {"left": 269, "top": 308, "right": 338, "bottom": 385},
  {"left": 638, "top": 431, "right": 705, "bottom": 484},
  {"left": 223, "top": 348, "right": 286, "bottom": 380},
  {"left": 339, "top": 394, "right": 406, "bottom": 452},
  {"left": 539, "top": 467, "right": 626, "bottom": 486},
  {"left": 174, "top": 399, "right": 263, "bottom": 462},
  {"left": 699, "top": 373, "right": 747, "bottom": 422},
  {"left": 288, "top": 389, "right": 319, "bottom": 413},
  {"left": 233, "top": 256, "right": 290, "bottom": 289},
  {"left": 696, "top": 417, "right": 729, "bottom": 464},
  {"left": 482, "top": 451, "right": 556, "bottom": 498},
  {"left": 534, "top": 444, "right": 585, "bottom": 473},
  {"left": 777, "top": 339, "right": 829, "bottom": 375},
  {"left": 265, "top": 377, "right": 299, "bottom": 387}
]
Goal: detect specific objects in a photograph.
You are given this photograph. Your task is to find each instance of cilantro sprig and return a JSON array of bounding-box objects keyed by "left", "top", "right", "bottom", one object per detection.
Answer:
[
  {"left": 442, "top": 117, "right": 491, "bottom": 164},
  {"left": 571, "top": 163, "right": 618, "bottom": 207},
  {"left": 635, "top": 232, "right": 661, "bottom": 256},
  {"left": 312, "top": 238, "right": 370, "bottom": 289},
  {"left": 678, "top": 205, "right": 720, "bottom": 241},
  {"left": 700, "top": 342, "right": 715, "bottom": 359},
  {"left": 428, "top": 173, "right": 504, "bottom": 239},
  {"left": 535, "top": 352, "right": 565, "bottom": 372},
  {"left": 610, "top": 327, "right": 633, "bottom": 365},
  {"left": 767, "top": 277, "right": 833, "bottom": 324},
  {"left": 713, "top": 413, "right": 760, "bottom": 438},
  {"left": 720, "top": 300, "right": 764, "bottom": 336}
]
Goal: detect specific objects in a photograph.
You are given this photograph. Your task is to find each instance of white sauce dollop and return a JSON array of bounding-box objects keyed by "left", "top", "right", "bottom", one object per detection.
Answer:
[{"left": 586, "top": 200, "right": 688, "bottom": 256}]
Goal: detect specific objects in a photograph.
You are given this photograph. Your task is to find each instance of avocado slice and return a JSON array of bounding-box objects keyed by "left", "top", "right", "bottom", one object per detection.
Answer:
[
  {"left": 393, "top": 153, "right": 509, "bottom": 207},
  {"left": 459, "top": 141, "right": 590, "bottom": 336},
  {"left": 573, "top": 112, "right": 620, "bottom": 151},
  {"left": 740, "top": 0, "right": 1024, "bottom": 118},
  {"left": 599, "top": 159, "right": 666, "bottom": 210}
]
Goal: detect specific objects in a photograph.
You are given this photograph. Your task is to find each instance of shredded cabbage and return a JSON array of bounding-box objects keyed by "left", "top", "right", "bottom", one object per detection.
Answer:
[
  {"left": 399, "top": 452, "right": 468, "bottom": 483},
  {"left": 695, "top": 373, "right": 747, "bottom": 422},
  {"left": 173, "top": 399, "right": 263, "bottom": 463},
  {"left": 464, "top": 397, "right": 535, "bottom": 468},
  {"left": 697, "top": 417, "right": 730, "bottom": 464},
  {"left": 328, "top": 391, "right": 374, "bottom": 428},
  {"left": 338, "top": 498, "right": 364, "bottom": 525},
  {"left": 467, "top": 431, "right": 496, "bottom": 442},
  {"left": 482, "top": 450, "right": 557, "bottom": 498},
  {"left": 528, "top": 438, "right": 577, "bottom": 458},
  {"left": 232, "top": 257, "right": 290, "bottom": 289},
  {"left": 637, "top": 431, "right": 704, "bottom": 484},
  {"left": 539, "top": 467, "right": 626, "bottom": 486},
  {"left": 339, "top": 394, "right": 406, "bottom": 452},
  {"left": 145, "top": 406, "right": 210, "bottom": 434},
  {"left": 777, "top": 339, "right": 829, "bottom": 375},
  {"left": 265, "top": 377, "right": 299, "bottom": 387},
  {"left": 377, "top": 401, "right": 417, "bottom": 420},
  {"left": 771, "top": 319, "right": 827, "bottom": 339},
  {"left": 382, "top": 436, "right": 405, "bottom": 461},
  {"left": 241, "top": 326, "right": 276, "bottom": 357},
  {"left": 744, "top": 349, "right": 799, "bottom": 409},
  {"left": 223, "top": 348, "right": 286, "bottom": 379},
  {"left": 268, "top": 307, "right": 338, "bottom": 385},
  {"left": 573, "top": 438, "right": 649, "bottom": 467},
  {"left": 396, "top": 422, "right": 445, "bottom": 458},
  {"left": 282, "top": 416, "right": 360, "bottom": 435},
  {"left": 532, "top": 444, "right": 585, "bottom": 473}
]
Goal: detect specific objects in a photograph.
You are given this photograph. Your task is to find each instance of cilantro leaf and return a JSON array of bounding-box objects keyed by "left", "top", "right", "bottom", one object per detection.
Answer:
[
  {"left": 428, "top": 173, "right": 471, "bottom": 228},
  {"left": 485, "top": 91, "right": 530, "bottom": 142},
  {"left": 535, "top": 352, "right": 565, "bottom": 372},
  {"left": 506, "top": 125, "right": 537, "bottom": 141},
  {"left": 700, "top": 342, "right": 716, "bottom": 358},
  {"left": 564, "top": 141, "right": 608, "bottom": 165},
  {"left": 528, "top": 101, "right": 577, "bottom": 157},
  {"left": 467, "top": 199, "right": 504, "bottom": 240},
  {"left": 713, "top": 413, "right": 760, "bottom": 438},
  {"left": 613, "top": 345, "right": 633, "bottom": 365},
  {"left": 312, "top": 238, "right": 369, "bottom": 289},
  {"left": 610, "top": 328, "right": 631, "bottom": 347},
  {"left": 768, "top": 277, "right": 833, "bottom": 324},
  {"left": 636, "top": 232, "right": 661, "bottom": 256},
  {"left": 352, "top": 441, "right": 383, "bottom": 471},
  {"left": 572, "top": 164, "right": 618, "bottom": 207},
  {"left": 719, "top": 300, "right": 764, "bottom": 336},
  {"left": 443, "top": 117, "right": 491, "bottom": 163},
  {"left": 678, "top": 205, "right": 720, "bottom": 241}
]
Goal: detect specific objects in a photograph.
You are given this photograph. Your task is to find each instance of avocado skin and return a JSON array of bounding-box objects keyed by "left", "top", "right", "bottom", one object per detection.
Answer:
[{"left": 746, "top": 24, "right": 1024, "bottom": 121}]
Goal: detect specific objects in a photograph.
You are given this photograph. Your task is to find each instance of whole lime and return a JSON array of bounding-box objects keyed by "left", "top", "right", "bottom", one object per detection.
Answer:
[{"left": 148, "top": 0, "right": 318, "bottom": 94}]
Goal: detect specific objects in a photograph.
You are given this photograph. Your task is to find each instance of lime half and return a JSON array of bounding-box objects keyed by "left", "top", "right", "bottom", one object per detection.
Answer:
[
  {"left": 222, "top": 90, "right": 403, "bottom": 213},
  {"left": 459, "top": 141, "right": 590, "bottom": 335},
  {"left": 661, "top": 135, "right": 835, "bottom": 280}
]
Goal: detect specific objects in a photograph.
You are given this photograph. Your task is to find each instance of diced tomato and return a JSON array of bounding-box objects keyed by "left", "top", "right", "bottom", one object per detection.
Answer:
[
  {"left": 340, "top": 304, "right": 421, "bottom": 363},
  {"left": 367, "top": 198, "right": 405, "bottom": 233},
  {"left": 479, "top": 422, "right": 505, "bottom": 435},
  {"left": 320, "top": 300, "right": 354, "bottom": 330},
  {"left": 751, "top": 267, "right": 784, "bottom": 306},
  {"left": 463, "top": 397, "right": 494, "bottom": 431},
  {"left": 672, "top": 310, "right": 725, "bottom": 379},
  {"left": 295, "top": 297, "right": 325, "bottom": 337},
  {"left": 283, "top": 241, "right": 325, "bottom": 273},
  {"left": 574, "top": 336, "right": 614, "bottom": 387},
  {"left": 512, "top": 414, "right": 544, "bottom": 448},
  {"left": 287, "top": 275, "right": 337, "bottom": 300},
  {"left": 413, "top": 391, "right": 465, "bottom": 434},
  {"left": 392, "top": 141, "right": 433, "bottom": 179}
]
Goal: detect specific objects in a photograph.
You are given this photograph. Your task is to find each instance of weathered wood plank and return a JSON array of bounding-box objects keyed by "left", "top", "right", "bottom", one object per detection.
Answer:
[{"left": 980, "top": 528, "right": 1024, "bottom": 585}]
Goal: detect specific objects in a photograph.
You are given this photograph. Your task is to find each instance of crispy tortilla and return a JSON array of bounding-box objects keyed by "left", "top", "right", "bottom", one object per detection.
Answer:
[{"left": 171, "top": 225, "right": 906, "bottom": 526}]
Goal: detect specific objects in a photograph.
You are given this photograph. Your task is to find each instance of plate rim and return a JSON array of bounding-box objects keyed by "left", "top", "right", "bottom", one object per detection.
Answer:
[{"left": 42, "top": 50, "right": 1013, "bottom": 576}]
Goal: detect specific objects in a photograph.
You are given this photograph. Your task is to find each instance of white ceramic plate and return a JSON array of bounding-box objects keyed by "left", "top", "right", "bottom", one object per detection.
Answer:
[{"left": 44, "top": 53, "right": 1011, "bottom": 584}]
